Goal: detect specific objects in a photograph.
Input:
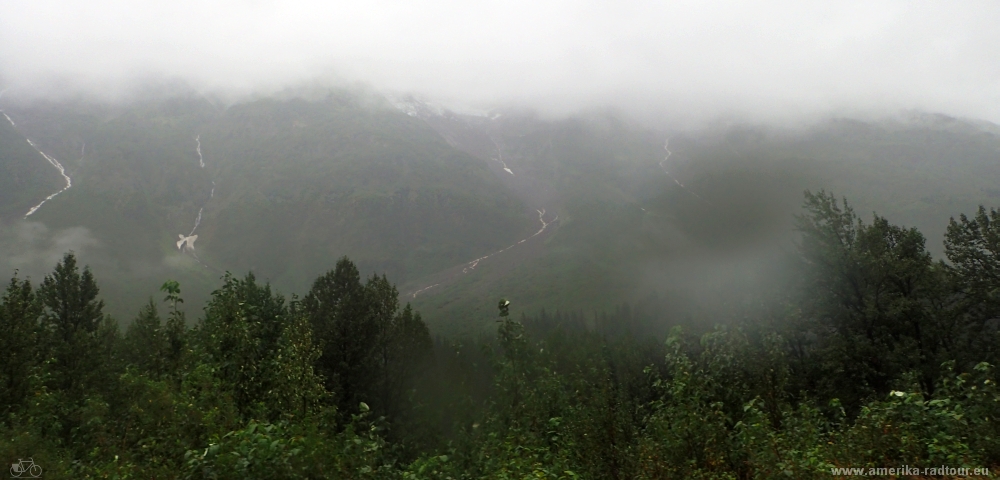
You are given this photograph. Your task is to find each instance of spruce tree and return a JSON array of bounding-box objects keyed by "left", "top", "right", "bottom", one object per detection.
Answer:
[
  {"left": 303, "top": 257, "right": 374, "bottom": 414},
  {"left": 123, "top": 298, "right": 167, "bottom": 376},
  {"left": 38, "top": 252, "right": 107, "bottom": 396},
  {"left": 0, "top": 272, "right": 41, "bottom": 415}
]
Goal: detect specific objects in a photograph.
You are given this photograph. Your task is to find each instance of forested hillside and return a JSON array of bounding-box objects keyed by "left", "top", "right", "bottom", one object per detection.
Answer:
[
  {"left": 2, "top": 192, "right": 1000, "bottom": 478},
  {"left": 5, "top": 90, "right": 1000, "bottom": 336},
  {"left": 0, "top": 91, "right": 533, "bottom": 320}
]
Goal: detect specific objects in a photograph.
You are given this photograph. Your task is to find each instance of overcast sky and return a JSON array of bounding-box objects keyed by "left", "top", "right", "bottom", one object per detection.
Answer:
[{"left": 2, "top": 1, "right": 999, "bottom": 125}]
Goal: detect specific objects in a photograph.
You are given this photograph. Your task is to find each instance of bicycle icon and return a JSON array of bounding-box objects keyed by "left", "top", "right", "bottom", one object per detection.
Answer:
[{"left": 10, "top": 458, "right": 41, "bottom": 478}]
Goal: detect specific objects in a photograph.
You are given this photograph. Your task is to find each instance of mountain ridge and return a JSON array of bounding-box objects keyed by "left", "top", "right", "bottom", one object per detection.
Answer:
[{"left": 3, "top": 88, "right": 1000, "bottom": 335}]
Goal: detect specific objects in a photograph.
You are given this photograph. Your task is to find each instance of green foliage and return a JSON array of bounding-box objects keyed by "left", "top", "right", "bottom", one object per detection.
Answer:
[
  {"left": 6, "top": 196, "right": 1000, "bottom": 477},
  {"left": 196, "top": 271, "right": 325, "bottom": 421},
  {"left": 303, "top": 257, "right": 433, "bottom": 427},
  {"left": 304, "top": 257, "right": 372, "bottom": 412},
  {"left": 122, "top": 299, "right": 170, "bottom": 376},
  {"left": 0, "top": 272, "right": 41, "bottom": 415},
  {"left": 183, "top": 408, "right": 396, "bottom": 479},
  {"left": 161, "top": 279, "right": 184, "bottom": 310},
  {"left": 121, "top": 282, "right": 189, "bottom": 380},
  {"left": 638, "top": 331, "right": 739, "bottom": 478},
  {"left": 38, "top": 252, "right": 109, "bottom": 395},
  {"left": 795, "top": 191, "right": 964, "bottom": 403},
  {"left": 944, "top": 205, "right": 1000, "bottom": 363}
]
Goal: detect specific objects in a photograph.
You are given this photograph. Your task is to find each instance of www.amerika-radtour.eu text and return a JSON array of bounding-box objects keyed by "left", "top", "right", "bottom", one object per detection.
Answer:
[{"left": 831, "top": 466, "right": 992, "bottom": 477}]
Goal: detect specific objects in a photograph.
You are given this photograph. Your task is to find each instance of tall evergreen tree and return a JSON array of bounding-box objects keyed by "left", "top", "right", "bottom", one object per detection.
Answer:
[
  {"left": 38, "top": 252, "right": 108, "bottom": 396},
  {"left": 122, "top": 299, "right": 168, "bottom": 376},
  {"left": 303, "top": 258, "right": 433, "bottom": 422},
  {"left": 366, "top": 273, "right": 399, "bottom": 418},
  {"left": 389, "top": 304, "right": 433, "bottom": 405},
  {"left": 0, "top": 272, "right": 41, "bottom": 415},
  {"left": 302, "top": 257, "right": 374, "bottom": 414}
]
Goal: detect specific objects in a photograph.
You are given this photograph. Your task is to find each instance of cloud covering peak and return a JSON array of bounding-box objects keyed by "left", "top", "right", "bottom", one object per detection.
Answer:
[{"left": 3, "top": 1, "right": 999, "bottom": 124}]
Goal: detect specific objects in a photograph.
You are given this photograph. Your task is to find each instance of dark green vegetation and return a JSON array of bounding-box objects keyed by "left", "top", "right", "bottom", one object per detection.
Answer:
[
  {"left": 3, "top": 193, "right": 1000, "bottom": 478},
  {"left": 5, "top": 90, "right": 1000, "bottom": 476}
]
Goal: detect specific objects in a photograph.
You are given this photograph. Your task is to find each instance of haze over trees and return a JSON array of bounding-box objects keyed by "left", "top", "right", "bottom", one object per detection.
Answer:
[{"left": 2, "top": 193, "right": 999, "bottom": 478}]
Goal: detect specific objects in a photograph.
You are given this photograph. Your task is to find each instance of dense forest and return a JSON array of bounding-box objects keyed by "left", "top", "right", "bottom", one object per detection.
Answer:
[{"left": 3, "top": 190, "right": 1000, "bottom": 478}]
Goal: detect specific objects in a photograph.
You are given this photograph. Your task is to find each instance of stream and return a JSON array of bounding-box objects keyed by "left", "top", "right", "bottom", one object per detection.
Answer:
[
  {"left": 659, "top": 138, "right": 712, "bottom": 206},
  {"left": 411, "top": 207, "right": 558, "bottom": 298},
  {"left": 176, "top": 135, "right": 216, "bottom": 270},
  {"left": 489, "top": 135, "right": 514, "bottom": 175},
  {"left": 407, "top": 119, "right": 562, "bottom": 298},
  {"left": 0, "top": 89, "right": 75, "bottom": 218}
]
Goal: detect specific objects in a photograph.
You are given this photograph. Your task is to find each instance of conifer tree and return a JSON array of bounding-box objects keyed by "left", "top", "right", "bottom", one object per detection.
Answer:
[
  {"left": 123, "top": 299, "right": 168, "bottom": 375},
  {"left": 303, "top": 257, "right": 374, "bottom": 414},
  {"left": 38, "top": 252, "right": 108, "bottom": 396},
  {"left": 0, "top": 272, "right": 41, "bottom": 414}
]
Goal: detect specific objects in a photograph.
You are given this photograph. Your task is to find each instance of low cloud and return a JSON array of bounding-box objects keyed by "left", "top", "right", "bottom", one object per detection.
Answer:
[
  {"left": 1, "top": 1, "right": 998, "bottom": 125},
  {"left": 0, "top": 220, "right": 100, "bottom": 280}
]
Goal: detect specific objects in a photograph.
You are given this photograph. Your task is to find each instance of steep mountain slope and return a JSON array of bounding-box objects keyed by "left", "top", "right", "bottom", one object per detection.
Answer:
[
  {"left": 672, "top": 115, "right": 1000, "bottom": 255},
  {"left": 197, "top": 96, "right": 533, "bottom": 292},
  {"left": 3, "top": 88, "right": 1000, "bottom": 336},
  {"left": 402, "top": 110, "right": 1000, "bottom": 334},
  {"left": 0, "top": 92, "right": 533, "bottom": 320}
]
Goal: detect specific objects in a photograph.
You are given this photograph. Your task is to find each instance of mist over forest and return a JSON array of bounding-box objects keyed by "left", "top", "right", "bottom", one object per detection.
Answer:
[{"left": 3, "top": 2, "right": 1000, "bottom": 478}]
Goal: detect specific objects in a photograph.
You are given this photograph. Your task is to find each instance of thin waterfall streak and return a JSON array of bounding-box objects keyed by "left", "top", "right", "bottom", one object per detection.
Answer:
[
  {"left": 489, "top": 135, "right": 514, "bottom": 175},
  {"left": 413, "top": 206, "right": 559, "bottom": 296},
  {"left": 23, "top": 139, "right": 73, "bottom": 218},
  {"left": 660, "top": 138, "right": 712, "bottom": 206},
  {"left": 412, "top": 284, "right": 440, "bottom": 299},
  {"left": 179, "top": 133, "right": 214, "bottom": 259},
  {"left": 461, "top": 208, "right": 554, "bottom": 272},
  {"left": 195, "top": 135, "right": 205, "bottom": 168},
  {"left": 189, "top": 208, "right": 203, "bottom": 236},
  {"left": 1, "top": 90, "right": 15, "bottom": 127},
  {"left": 3, "top": 103, "right": 75, "bottom": 217}
]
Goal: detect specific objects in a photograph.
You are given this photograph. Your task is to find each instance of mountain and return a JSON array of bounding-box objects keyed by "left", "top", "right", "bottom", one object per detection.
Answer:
[
  {"left": 2, "top": 88, "right": 1000, "bottom": 336},
  {"left": 403, "top": 109, "right": 1000, "bottom": 334},
  {"left": 0, "top": 91, "right": 533, "bottom": 321}
]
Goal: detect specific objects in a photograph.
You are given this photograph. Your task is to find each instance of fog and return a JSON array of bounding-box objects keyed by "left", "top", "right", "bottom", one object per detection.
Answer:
[
  {"left": 0, "top": 221, "right": 99, "bottom": 274},
  {"left": 2, "top": 1, "right": 999, "bottom": 125}
]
